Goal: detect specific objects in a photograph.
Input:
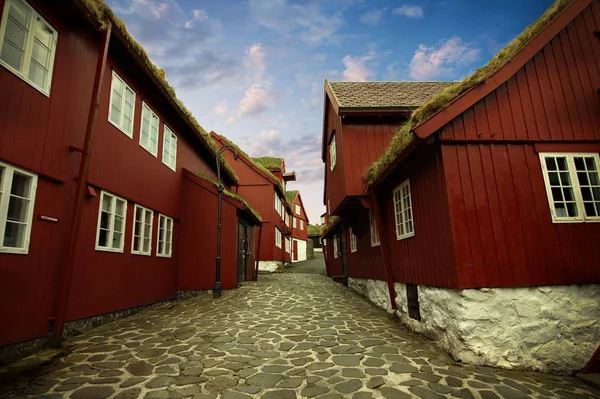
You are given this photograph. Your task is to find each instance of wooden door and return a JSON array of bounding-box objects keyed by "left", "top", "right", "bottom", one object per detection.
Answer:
[
  {"left": 237, "top": 222, "right": 248, "bottom": 283},
  {"left": 339, "top": 231, "right": 347, "bottom": 277},
  {"left": 293, "top": 240, "right": 298, "bottom": 261}
]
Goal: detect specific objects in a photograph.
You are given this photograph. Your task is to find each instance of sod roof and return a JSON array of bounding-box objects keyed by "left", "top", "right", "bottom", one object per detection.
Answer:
[
  {"left": 253, "top": 157, "right": 284, "bottom": 170},
  {"left": 307, "top": 224, "right": 323, "bottom": 237},
  {"left": 364, "top": 0, "right": 572, "bottom": 187},
  {"left": 327, "top": 81, "right": 453, "bottom": 110},
  {"left": 79, "top": 0, "right": 237, "bottom": 183},
  {"left": 286, "top": 190, "right": 298, "bottom": 204}
]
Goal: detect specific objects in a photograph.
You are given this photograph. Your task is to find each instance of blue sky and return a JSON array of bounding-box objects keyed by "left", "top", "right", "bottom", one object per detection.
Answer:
[{"left": 110, "top": 0, "right": 553, "bottom": 223}]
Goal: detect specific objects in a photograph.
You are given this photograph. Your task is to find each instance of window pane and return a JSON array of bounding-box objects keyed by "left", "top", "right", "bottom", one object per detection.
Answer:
[
  {"left": 548, "top": 172, "right": 559, "bottom": 186},
  {"left": 115, "top": 199, "right": 126, "bottom": 216},
  {"left": 112, "top": 231, "right": 122, "bottom": 249},
  {"left": 585, "top": 157, "right": 596, "bottom": 170},
  {"left": 143, "top": 237, "right": 150, "bottom": 252},
  {"left": 577, "top": 172, "right": 589, "bottom": 186},
  {"left": 100, "top": 211, "right": 110, "bottom": 229},
  {"left": 34, "top": 18, "right": 53, "bottom": 48},
  {"left": 28, "top": 60, "right": 47, "bottom": 88},
  {"left": 546, "top": 157, "right": 557, "bottom": 171},
  {"left": 98, "top": 228, "right": 108, "bottom": 247},
  {"left": 584, "top": 202, "right": 597, "bottom": 217},
  {"left": 7, "top": 196, "right": 29, "bottom": 222},
  {"left": 563, "top": 187, "right": 574, "bottom": 201},
  {"left": 566, "top": 202, "right": 578, "bottom": 217},
  {"left": 133, "top": 235, "right": 140, "bottom": 251},
  {"left": 574, "top": 157, "right": 585, "bottom": 171},
  {"left": 114, "top": 215, "right": 124, "bottom": 233},
  {"left": 9, "top": 1, "right": 30, "bottom": 27},
  {"left": 555, "top": 203, "right": 567, "bottom": 217},
  {"left": 10, "top": 172, "right": 31, "bottom": 198},
  {"left": 559, "top": 172, "right": 570, "bottom": 185},
  {"left": 1, "top": 40, "right": 23, "bottom": 70},
  {"left": 3, "top": 221, "right": 25, "bottom": 248},
  {"left": 556, "top": 157, "right": 568, "bottom": 170},
  {"left": 4, "top": 17, "right": 28, "bottom": 50},
  {"left": 581, "top": 187, "right": 592, "bottom": 201},
  {"left": 31, "top": 40, "right": 49, "bottom": 67}
]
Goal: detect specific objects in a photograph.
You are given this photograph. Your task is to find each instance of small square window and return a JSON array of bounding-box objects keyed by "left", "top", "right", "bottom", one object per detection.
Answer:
[{"left": 96, "top": 191, "right": 127, "bottom": 252}]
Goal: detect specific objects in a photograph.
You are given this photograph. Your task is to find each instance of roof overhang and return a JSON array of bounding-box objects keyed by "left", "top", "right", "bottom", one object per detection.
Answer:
[{"left": 282, "top": 172, "right": 296, "bottom": 182}]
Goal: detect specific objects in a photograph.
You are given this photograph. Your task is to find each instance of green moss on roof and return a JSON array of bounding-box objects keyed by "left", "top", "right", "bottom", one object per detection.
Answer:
[
  {"left": 307, "top": 224, "right": 323, "bottom": 236},
  {"left": 195, "top": 173, "right": 262, "bottom": 223},
  {"left": 365, "top": 0, "right": 572, "bottom": 188},
  {"left": 285, "top": 190, "right": 298, "bottom": 204},
  {"left": 80, "top": 0, "right": 237, "bottom": 183},
  {"left": 253, "top": 157, "right": 283, "bottom": 170},
  {"left": 321, "top": 216, "right": 340, "bottom": 238}
]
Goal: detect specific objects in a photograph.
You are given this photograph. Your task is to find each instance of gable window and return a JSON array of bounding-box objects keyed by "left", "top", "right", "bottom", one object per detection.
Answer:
[
  {"left": 393, "top": 179, "right": 415, "bottom": 240},
  {"left": 140, "top": 102, "right": 159, "bottom": 156},
  {"left": 109, "top": 71, "right": 136, "bottom": 137},
  {"left": 540, "top": 153, "right": 600, "bottom": 223},
  {"left": 300, "top": 220, "right": 304, "bottom": 230},
  {"left": 295, "top": 204, "right": 300, "bottom": 214},
  {"left": 131, "top": 204, "right": 153, "bottom": 255},
  {"left": 333, "top": 234, "right": 339, "bottom": 258},
  {"left": 96, "top": 191, "right": 127, "bottom": 252},
  {"left": 293, "top": 217, "right": 297, "bottom": 228},
  {"left": 0, "top": 162, "right": 38, "bottom": 254},
  {"left": 349, "top": 227, "right": 357, "bottom": 253},
  {"left": 329, "top": 133, "right": 337, "bottom": 171},
  {"left": 369, "top": 211, "right": 380, "bottom": 247},
  {"left": 162, "top": 125, "right": 177, "bottom": 171},
  {"left": 157, "top": 214, "right": 173, "bottom": 257},
  {"left": 0, "top": 0, "right": 58, "bottom": 95}
]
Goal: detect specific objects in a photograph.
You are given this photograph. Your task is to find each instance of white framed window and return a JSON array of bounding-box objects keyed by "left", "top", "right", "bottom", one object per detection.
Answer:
[
  {"left": 96, "top": 191, "right": 127, "bottom": 252},
  {"left": 162, "top": 125, "right": 177, "bottom": 171},
  {"left": 329, "top": 133, "right": 337, "bottom": 171},
  {"left": 157, "top": 214, "right": 173, "bottom": 257},
  {"left": 140, "top": 102, "right": 159, "bottom": 157},
  {"left": 285, "top": 237, "right": 290, "bottom": 253},
  {"left": 369, "top": 211, "right": 380, "bottom": 247},
  {"left": 275, "top": 194, "right": 281, "bottom": 216},
  {"left": 275, "top": 227, "right": 282, "bottom": 248},
  {"left": 393, "top": 179, "right": 415, "bottom": 240},
  {"left": 300, "top": 220, "right": 304, "bottom": 230},
  {"left": 295, "top": 204, "right": 300, "bottom": 214},
  {"left": 349, "top": 227, "right": 357, "bottom": 253},
  {"left": 0, "top": 162, "right": 37, "bottom": 254},
  {"left": 333, "top": 234, "right": 339, "bottom": 258},
  {"left": 0, "top": 0, "right": 58, "bottom": 96},
  {"left": 285, "top": 213, "right": 290, "bottom": 227},
  {"left": 540, "top": 153, "right": 600, "bottom": 223},
  {"left": 293, "top": 217, "right": 297, "bottom": 228},
  {"left": 108, "top": 71, "right": 136, "bottom": 137},
  {"left": 131, "top": 204, "right": 153, "bottom": 255}
]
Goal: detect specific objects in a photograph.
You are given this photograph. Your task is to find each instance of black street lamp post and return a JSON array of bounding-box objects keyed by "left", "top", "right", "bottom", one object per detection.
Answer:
[{"left": 213, "top": 145, "right": 238, "bottom": 298}]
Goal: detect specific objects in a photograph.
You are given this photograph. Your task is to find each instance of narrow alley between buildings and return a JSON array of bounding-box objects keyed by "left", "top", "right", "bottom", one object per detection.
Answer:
[{"left": 1, "top": 273, "right": 598, "bottom": 399}]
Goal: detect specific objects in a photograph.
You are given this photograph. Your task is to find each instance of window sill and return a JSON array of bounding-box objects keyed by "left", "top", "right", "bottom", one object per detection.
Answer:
[
  {"left": 371, "top": 243, "right": 380, "bottom": 247},
  {"left": 550, "top": 217, "right": 600, "bottom": 223},
  {"left": 95, "top": 247, "right": 124, "bottom": 253},
  {"left": 0, "top": 61, "right": 50, "bottom": 97},
  {"left": 132, "top": 251, "right": 152, "bottom": 256},
  {"left": 157, "top": 253, "right": 172, "bottom": 258},
  {"left": 108, "top": 118, "right": 133, "bottom": 139},
  {"left": 0, "top": 247, "right": 29, "bottom": 255},
  {"left": 396, "top": 232, "right": 415, "bottom": 241}
]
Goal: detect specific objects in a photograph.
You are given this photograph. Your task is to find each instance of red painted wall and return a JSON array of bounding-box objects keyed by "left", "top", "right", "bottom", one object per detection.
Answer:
[
  {"left": 377, "top": 146, "right": 458, "bottom": 288},
  {"left": 324, "top": 232, "right": 343, "bottom": 277},
  {"left": 323, "top": 100, "right": 345, "bottom": 214},
  {"left": 290, "top": 193, "right": 308, "bottom": 241},
  {"left": 343, "top": 217, "right": 386, "bottom": 281}
]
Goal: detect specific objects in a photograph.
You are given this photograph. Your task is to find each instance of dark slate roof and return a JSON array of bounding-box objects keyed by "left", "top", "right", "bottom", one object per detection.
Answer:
[{"left": 327, "top": 81, "right": 454, "bottom": 109}]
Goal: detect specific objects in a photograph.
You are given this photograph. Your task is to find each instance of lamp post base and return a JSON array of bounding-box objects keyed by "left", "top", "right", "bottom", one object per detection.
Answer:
[{"left": 212, "top": 283, "right": 222, "bottom": 298}]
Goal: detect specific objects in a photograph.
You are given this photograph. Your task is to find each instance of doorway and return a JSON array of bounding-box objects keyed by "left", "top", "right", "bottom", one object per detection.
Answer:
[
  {"left": 237, "top": 222, "right": 249, "bottom": 284},
  {"left": 293, "top": 240, "right": 298, "bottom": 261}
]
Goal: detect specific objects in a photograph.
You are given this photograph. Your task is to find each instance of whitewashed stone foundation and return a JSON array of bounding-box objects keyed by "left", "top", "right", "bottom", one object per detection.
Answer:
[
  {"left": 348, "top": 277, "right": 600, "bottom": 375},
  {"left": 257, "top": 260, "right": 281, "bottom": 272}
]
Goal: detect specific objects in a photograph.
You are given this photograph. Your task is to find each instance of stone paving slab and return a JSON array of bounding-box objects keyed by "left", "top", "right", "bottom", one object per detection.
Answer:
[{"left": 1, "top": 274, "right": 599, "bottom": 398}]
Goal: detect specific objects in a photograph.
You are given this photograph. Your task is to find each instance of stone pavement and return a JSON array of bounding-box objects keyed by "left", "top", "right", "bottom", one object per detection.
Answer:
[
  {"left": 284, "top": 253, "right": 327, "bottom": 275},
  {"left": 1, "top": 274, "right": 599, "bottom": 399}
]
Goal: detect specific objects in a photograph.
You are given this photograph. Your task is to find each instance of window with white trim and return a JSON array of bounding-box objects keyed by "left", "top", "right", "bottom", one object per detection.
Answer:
[
  {"left": 295, "top": 204, "right": 300, "bottom": 214},
  {"left": 329, "top": 133, "right": 337, "bottom": 171},
  {"left": 275, "top": 194, "right": 282, "bottom": 216},
  {"left": 393, "top": 179, "right": 415, "bottom": 240},
  {"left": 349, "top": 227, "right": 357, "bottom": 253},
  {"left": 369, "top": 211, "right": 380, "bottom": 247},
  {"left": 162, "top": 125, "right": 177, "bottom": 171},
  {"left": 300, "top": 220, "right": 304, "bottom": 230},
  {"left": 96, "top": 191, "right": 127, "bottom": 252},
  {"left": 0, "top": 162, "right": 37, "bottom": 253},
  {"left": 131, "top": 204, "right": 153, "bottom": 255},
  {"left": 157, "top": 214, "right": 173, "bottom": 257},
  {"left": 140, "top": 102, "right": 159, "bottom": 156},
  {"left": 0, "top": 0, "right": 58, "bottom": 95},
  {"left": 275, "top": 227, "right": 282, "bottom": 248},
  {"left": 109, "top": 71, "right": 136, "bottom": 137},
  {"left": 285, "top": 237, "right": 290, "bottom": 253},
  {"left": 293, "top": 217, "right": 297, "bottom": 228},
  {"left": 540, "top": 153, "right": 600, "bottom": 223},
  {"left": 333, "top": 234, "right": 339, "bottom": 258}
]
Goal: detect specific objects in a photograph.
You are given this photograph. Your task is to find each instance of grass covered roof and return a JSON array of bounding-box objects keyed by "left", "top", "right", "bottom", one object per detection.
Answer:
[
  {"left": 286, "top": 190, "right": 298, "bottom": 204},
  {"left": 364, "top": 0, "right": 572, "bottom": 188},
  {"left": 79, "top": 0, "right": 237, "bottom": 183},
  {"left": 307, "top": 224, "right": 323, "bottom": 236},
  {"left": 252, "top": 157, "right": 284, "bottom": 170}
]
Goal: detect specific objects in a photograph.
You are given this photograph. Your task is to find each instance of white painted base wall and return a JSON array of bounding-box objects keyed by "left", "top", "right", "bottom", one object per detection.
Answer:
[
  {"left": 291, "top": 239, "right": 307, "bottom": 262},
  {"left": 348, "top": 277, "right": 600, "bottom": 375},
  {"left": 257, "top": 261, "right": 281, "bottom": 272}
]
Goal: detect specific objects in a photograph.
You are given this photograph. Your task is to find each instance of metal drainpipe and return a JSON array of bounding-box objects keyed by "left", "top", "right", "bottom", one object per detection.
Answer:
[
  {"left": 370, "top": 191, "right": 398, "bottom": 310},
  {"left": 52, "top": 23, "right": 112, "bottom": 340},
  {"left": 254, "top": 224, "right": 262, "bottom": 280}
]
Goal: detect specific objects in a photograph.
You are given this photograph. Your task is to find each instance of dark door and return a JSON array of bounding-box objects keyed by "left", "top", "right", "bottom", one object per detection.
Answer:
[
  {"left": 238, "top": 222, "right": 249, "bottom": 283},
  {"left": 339, "top": 230, "right": 348, "bottom": 277},
  {"left": 293, "top": 240, "right": 298, "bottom": 261}
]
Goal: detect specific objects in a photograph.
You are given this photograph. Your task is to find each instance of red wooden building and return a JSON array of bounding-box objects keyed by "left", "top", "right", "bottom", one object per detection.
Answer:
[
  {"left": 0, "top": 0, "right": 259, "bottom": 363},
  {"left": 287, "top": 190, "right": 309, "bottom": 262},
  {"left": 322, "top": 0, "right": 600, "bottom": 374},
  {"left": 211, "top": 133, "right": 295, "bottom": 271}
]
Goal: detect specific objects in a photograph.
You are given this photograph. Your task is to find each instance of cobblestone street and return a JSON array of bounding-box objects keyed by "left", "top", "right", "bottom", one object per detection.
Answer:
[{"left": 1, "top": 274, "right": 598, "bottom": 399}]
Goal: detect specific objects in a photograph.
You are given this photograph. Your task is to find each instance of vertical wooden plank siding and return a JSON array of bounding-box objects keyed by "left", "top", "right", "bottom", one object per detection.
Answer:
[
  {"left": 343, "top": 217, "right": 386, "bottom": 281},
  {"left": 324, "top": 100, "right": 345, "bottom": 213},
  {"left": 377, "top": 147, "right": 458, "bottom": 288}
]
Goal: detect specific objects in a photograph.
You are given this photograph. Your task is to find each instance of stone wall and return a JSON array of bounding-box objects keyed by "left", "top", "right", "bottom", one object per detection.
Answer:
[
  {"left": 258, "top": 260, "right": 281, "bottom": 272},
  {"left": 348, "top": 278, "right": 393, "bottom": 313},
  {"left": 348, "top": 277, "right": 600, "bottom": 375},
  {"left": 307, "top": 240, "right": 315, "bottom": 260}
]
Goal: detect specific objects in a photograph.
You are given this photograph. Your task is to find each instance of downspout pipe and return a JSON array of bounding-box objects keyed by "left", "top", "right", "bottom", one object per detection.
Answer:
[
  {"left": 370, "top": 191, "right": 398, "bottom": 310},
  {"left": 254, "top": 224, "right": 262, "bottom": 280},
  {"left": 53, "top": 23, "right": 112, "bottom": 340}
]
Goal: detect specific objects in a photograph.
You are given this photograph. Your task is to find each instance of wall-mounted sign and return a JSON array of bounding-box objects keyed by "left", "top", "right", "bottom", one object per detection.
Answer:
[{"left": 38, "top": 215, "right": 59, "bottom": 223}]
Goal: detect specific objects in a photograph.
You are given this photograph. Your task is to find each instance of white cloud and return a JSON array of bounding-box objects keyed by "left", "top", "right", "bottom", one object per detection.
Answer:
[
  {"left": 241, "top": 129, "right": 282, "bottom": 156},
  {"left": 248, "top": 0, "right": 343, "bottom": 45},
  {"left": 239, "top": 85, "right": 272, "bottom": 116},
  {"left": 245, "top": 43, "right": 266, "bottom": 80},
  {"left": 214, "top": 100, "right": 227, "bottom": 115},
  {"left": 342, "top": 51, "right": 376, "bottom": 81},
  {"left": 360, "top": 10, "right": 384, "bottom": 25},
  {"left": 185, "top": 9, "right": 208, "bottom": 28},
  {"left": 392, "top": 5, "right": 424, "bottom": 18},
  {"left": 409, "top": 36, "right": 479, "bottom": 80}
]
